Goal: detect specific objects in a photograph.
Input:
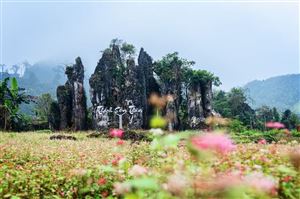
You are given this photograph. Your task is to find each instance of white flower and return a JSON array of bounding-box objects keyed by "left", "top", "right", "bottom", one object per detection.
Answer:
[{"left": 150, "top": 128, "right": 164, "bottom": 136}]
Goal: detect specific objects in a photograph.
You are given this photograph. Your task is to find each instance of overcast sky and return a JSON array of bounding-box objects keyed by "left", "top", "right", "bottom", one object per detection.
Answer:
[{"left": 1, "top": 1, "right": 299, "bottom": 90}]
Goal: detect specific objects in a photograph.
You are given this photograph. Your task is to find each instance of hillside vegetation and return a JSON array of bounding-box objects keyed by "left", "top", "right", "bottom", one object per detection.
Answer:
[{"left": 244, "top": 74, "right": 300, "bottom": 114}]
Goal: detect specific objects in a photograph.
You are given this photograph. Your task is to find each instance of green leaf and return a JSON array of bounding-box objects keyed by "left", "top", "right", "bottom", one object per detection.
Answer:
[
  {"left": 127, "top": 177, "right": 159, "bottom": 190},
  {"left": 99, "top": 165, "right": 116, "bottom": 173},
  {"left": 125, "top": 193, "right": 139, "bottom": 199},
  {"left": 163, "top": 134, "right": 180, "bottom": 148},
  {"left": 277, "top": 165, "right": 297, "bottom": 175},
  {"left": 11, "top": 77, "right": 18, "bottom": 95}
]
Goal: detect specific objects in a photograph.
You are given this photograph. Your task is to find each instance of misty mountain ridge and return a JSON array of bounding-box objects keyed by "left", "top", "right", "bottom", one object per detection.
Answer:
[
  {"left": 244, "top": 74, "right": 300, "bottom": 114},
  {"left": 1, "top": 61, "right": 66, "bottom": 96}
]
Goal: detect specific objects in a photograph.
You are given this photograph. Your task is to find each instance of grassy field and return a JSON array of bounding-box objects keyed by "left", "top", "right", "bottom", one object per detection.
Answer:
[{"left": 0, "top": 132, "right": 299, "bottom": 198}]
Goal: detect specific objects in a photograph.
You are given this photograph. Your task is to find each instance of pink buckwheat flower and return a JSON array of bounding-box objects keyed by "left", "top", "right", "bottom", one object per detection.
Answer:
[
  {"left": 165, "top": 173, "right": 188, "bottom": 196},
  {"left": 258, "top": 139, "right": 267, "bottom": 145},
  {"left": 265, "top": 122, "right": 285, "bottom": 129},
  {"left": 116, "top": 139, "right": 125, "bottom": 145},
  {"left": 129, "top": 165, "right": 148, "bottom": 177},
  {"left": 114, "top": 182, "right": 131, "bottom": 195},
  {"left": 191, "top": 133, "right": 236, "bottom": 154},
  {"left": 109, "top": 129, "right": 124, "bottom": 138},
  {"left": 244, "top": 172, "right": 276, "bottom": 194}
]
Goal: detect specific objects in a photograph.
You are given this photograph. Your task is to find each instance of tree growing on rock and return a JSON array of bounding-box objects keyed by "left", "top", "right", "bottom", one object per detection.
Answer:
[{"left": 154, "top": 53, "right": 221, "bottom": 130}]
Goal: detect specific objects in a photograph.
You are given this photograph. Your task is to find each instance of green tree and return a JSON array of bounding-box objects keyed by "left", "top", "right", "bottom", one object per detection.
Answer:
[
  {"left": 256, "top": 106, "right": 274, "bottom": 123},
  {"left": 189, "top": 69, "right": 221, "bottom": 87},
  {"left": 213, "top": 88, "right": 255, "bottom": 128},
  {"left": 281, "top": 109, "right": 300, "bottom": 129},
  {"left": 213, "top": 90, "right": 231, "bottom": 118},
  {"left": 34, "top": 93, "right": 54, "bottom": 121},
  {"left": 272, "top": 107, "right": 280, "bottom": 121},
  {"left": 0, "top": 77, "right": 31, "bottom": 130},
  {"left": 120, "top": 42, "right": 136, "bottom": 59},
  {"left": 227, "top": 88, "right": 255, "bottom": 128}
]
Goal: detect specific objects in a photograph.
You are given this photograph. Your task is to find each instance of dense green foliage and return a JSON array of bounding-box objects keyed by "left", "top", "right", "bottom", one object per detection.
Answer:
[
  {"left": 0, "top": 77, "right": 32, "bottom": 130},
  {"left": 213, "top": 88, "right": 300, "bottom": 130},
  {"left": 34, "top": 93, "right": 54, "bottom": 121}
]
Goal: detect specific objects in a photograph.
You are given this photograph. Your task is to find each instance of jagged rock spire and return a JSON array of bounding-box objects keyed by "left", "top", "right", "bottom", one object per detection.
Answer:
[{"left": 55, "top": 57, "right": 87, "bottom": 131}]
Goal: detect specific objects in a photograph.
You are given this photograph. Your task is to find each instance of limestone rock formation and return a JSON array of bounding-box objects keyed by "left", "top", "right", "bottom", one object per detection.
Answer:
[
  {"left": 124, "top": 59, "right": 143, "bottom": 129},
  {"left": 55, "top": 57, "right": 87, "bottom": 131},
  {"left": 89, "top": 47, "right": 160, "bottom": 130},
  {"left": 137, "top": 48, "right": 160, "bottom": 128},
  {"left": 90, "top": 45, "right": 123, "bottom": 108},
  {"left": 89, "top": 45, "right": 124, "bottom": 129},
  {"left": 202, "top": 81, "right": 213, "bottom": 117},
  {"left": 71, "top": 58, "right": 87, "bottom": 130},
  {"left": 187, "top": 84, "right": 204, "bottom": 128},
  {"left": 187, "top": 80, "right": 213, "bottom": 129}
]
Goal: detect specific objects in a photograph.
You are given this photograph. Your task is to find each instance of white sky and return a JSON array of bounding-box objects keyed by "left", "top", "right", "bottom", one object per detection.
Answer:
[{"left": 1, "top": 1, "right": 299, "bottom": 90}]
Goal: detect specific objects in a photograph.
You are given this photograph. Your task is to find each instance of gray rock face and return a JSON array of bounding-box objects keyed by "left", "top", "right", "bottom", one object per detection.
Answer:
[
  {"left": 124, "top": 59, "right": 143, "bottom": 129},
  {"left": 72, "top": 58, "right": 87, "bottom": 130},
  {"left": 56, "top": 57, "right": 87, "bottom": 130},
  {"left": 137, "top": 48, "right": 160, "bottom": 128},
  {"left": 187, "top": 84, "right": 204, "bottom": 128},
  {"left": 89, "top": 45, "right": 124, "bottom": 129},
  {"left": 89, "top": 47, "right": 160, "bottom": 130},
  {"left": 202, "top": 81, "right": 213, "bottom": 117},
  {"left": 187, "top": 80, "right": 213, "bottom": 129},
  {"left": 90, "top": 45, "right": 123, "bottom": 108}
]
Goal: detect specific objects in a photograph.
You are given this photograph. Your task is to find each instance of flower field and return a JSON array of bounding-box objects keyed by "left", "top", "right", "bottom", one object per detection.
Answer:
[{"left": 0, "top": 131, "right": 300, "bottom": 199}]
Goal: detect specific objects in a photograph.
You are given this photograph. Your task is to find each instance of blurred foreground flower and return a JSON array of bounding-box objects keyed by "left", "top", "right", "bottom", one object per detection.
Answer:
[
  {"left": 109, "top": 129, "right": 124, "bottom": 138},
  {"left": 265, "top": 122, "right": 285, "bottom": 129},
  {"left": 129, "top": 165, "right": 148, "bottom": 177},
  {"left": 191, "top": 133, "right": 235, "bottom": 154},
  {"left": 289, "top": 148, "right": 300, "bottom": 171},
  {"left": 244, "top": 172, "right": 276, "bottom": 194},
  {"left": 194, "top": 172, "right": 242, "bottom": 193},
  {"left": 114, "top": 182, "right": 131, "bottom": 195},
  {"left": 205, "top": 116, "right": 229, "bottom": 127},
  {"left": 164, "top": 173, "right": 188, "bottom": 196},
  {"left": 150, "top": 115, "right": 167, "bottom": 128},
  {"left": 149, "top": 128, "right": 164, "bottom": 136},
  {"left": 148, "top": 93, "right": 166, "bottom": 109}
]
